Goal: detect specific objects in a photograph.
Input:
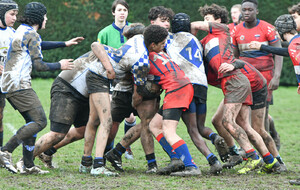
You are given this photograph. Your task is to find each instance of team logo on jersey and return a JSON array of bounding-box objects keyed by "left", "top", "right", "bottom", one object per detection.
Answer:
[
  {"left": 254, "top": 34, "right": 260, "bottom": 40},
  {"left": 240, "top": 35, "right": 245, "bottom": 40}
]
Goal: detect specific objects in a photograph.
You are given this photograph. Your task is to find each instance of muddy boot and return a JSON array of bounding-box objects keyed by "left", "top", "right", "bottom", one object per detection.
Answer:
[{"left": 157, "top": 158, "right": 185, "bottom": 175}]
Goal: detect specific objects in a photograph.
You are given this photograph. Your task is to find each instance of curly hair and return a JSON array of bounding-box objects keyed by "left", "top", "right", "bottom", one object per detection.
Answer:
[
  {"left": 148, "top": 6, "right": 174, "bottom": 21},
  {"left": 199, "top": 4, "right": 229, "bottom": 24},
  {"left": 143, "top": 25, "right": 168, "bottom": 48},
  {"left": 288, "top": 3, "right": 300, "bottom": 15}
]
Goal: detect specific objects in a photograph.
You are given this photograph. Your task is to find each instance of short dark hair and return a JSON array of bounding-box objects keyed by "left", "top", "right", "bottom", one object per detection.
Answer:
[
  {"left": 199, "top": 4, "right": 229, "bottom": 24},
  {"left": 111, "top": 0, "right": 129, "bottom": 13},
  {"left": 241, "top": 0, "right": 258, "bottom": 8},
  {"left": 123, "top": 23, "right": 145, "bottom": 39},
  {"left": 143, "top": 25, "right": 168, "bottom": 48},
  {"left": 288, "top": 3, "right": 300, "bottom": 15},
  {"left": 148, "top": 6, "right": 174, "bottom": 21}
]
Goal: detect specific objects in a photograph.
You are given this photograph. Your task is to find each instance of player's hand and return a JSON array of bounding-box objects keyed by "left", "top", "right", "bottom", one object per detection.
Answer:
[
  {"left": 249, "top": 41, "right": 261, "bottom": 50},
  {"left": 106, "top": 68, "right": 116, "bottom": 80},
  {"left": 59, "top": 59, "right": 74, "bottom": 70},
  {"left": 297, "top": 86, "right": 300, "bottom": 95},
  {"left": 0, "top": 65, "right": 3, "bottom": 75},
  {"left": 65, "top": 37, "right": 84, "bottom": 47},
  {"left": 268, "top": 77, "right": 280, "bottom": 91},
  {"left": 219, "top": 63, "right": 234, "bottom": 73}
]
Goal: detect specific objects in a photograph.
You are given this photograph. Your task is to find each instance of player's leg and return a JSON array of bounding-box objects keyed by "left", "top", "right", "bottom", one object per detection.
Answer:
[
  {"left": 124, "top": 113, "right": 136, "bottom": 160},
  {"left": 0, "top": 92, "right": 5, "bottom": 148},
  {"left": 136, "top": 98, "right": 158, "bottom": 173},
  {"left": 90, "top": 92, "right": 118, "bottom": 176}
]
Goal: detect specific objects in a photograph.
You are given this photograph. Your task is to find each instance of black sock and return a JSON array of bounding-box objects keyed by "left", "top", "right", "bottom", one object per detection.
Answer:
[
  {"left": 210, "top": 133, "right": 218, "bottom": 144},
  {"left": 207, "top": 154, "right": 218, "bottom": 166},
  {"left": 0, "top": 131, "right": 3, "bottom": 147},
  {"left": 23, "top": 136, "right": 36, "bottom": 168},
  {"left": 81, "top": 156, "right": 93, "bottom": 167},
  {"left": 93, "top": 157, "right": 105, "bottom": 168},
  {"left": 229, "top": 145, "right": 239, "bottom": 156},
  {"left": 146, "top": 153, "right": 157, "bottom": 168},
  {"left": 114, "top": 143, "right": 126, "bottom": 157},
  {"left": 44, "top": 147, "right": 57, "bottom": 156}
]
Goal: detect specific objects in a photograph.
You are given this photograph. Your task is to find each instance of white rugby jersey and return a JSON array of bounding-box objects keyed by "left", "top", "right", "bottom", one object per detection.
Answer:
[
  {"left": 0, "top": 27, "right": 15, "bottom": 67},
  {"left": 88, "top": 34, "right": 149, "bottom": 91},
  {"left": 1, "top": 24, "right": 61, "bottom": 93},
  {"left": 58, "top": 52, "right": 94, "bottom": 98},
  {"left": 165, "top": 32, "right": 208, "bottom": 87}
]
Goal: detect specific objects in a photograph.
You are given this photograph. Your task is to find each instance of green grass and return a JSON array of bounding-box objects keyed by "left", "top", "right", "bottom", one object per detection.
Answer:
[{"left": 1, "top": 78, "right": 300, "bottom": 190}]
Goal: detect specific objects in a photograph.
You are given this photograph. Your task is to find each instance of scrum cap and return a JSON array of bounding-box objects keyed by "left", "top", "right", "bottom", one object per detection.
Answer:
[
  {"left": 0, "top": 0, "right": 18, "bottom": 27},
  {"left": 274, "top": 14, "right": 297, "bottom": 40},
  {"left": 24, "top": 2, "right": 47, "bottom": 29},
  {"left": 171, "top": 13, "right": 191, "bottom": 33}
]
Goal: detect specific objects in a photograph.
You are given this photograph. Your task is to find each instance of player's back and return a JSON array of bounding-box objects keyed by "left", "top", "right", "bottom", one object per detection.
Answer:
[
  {"left": 166, "top": 32, "right": 207, "bottom": 87},
  {"left": 148, "top": 51, "right": 190, "bottom": 93}
]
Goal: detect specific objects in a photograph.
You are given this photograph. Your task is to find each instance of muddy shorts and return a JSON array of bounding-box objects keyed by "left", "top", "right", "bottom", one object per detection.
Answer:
[
  {"left": 158, "top": 107, "right": 183, "bottom": 121},
  {"left": 111, "top": 91, "right": 138, "bottom": 123},
  {"left": 260, "top": 70, "right": 273, "bottom": 103},
  {"left": 0, "top": 89, "right": 5, "bottom": 108},
  {"left": 251, "top": 84, "right": 267, "bottom": 110},
  {"left": 49, "top": 77, "right": 89, "bottom": 134},
  {"left": 86, "top": 70, "right": 110, "bottom": 94},
  {"left": 163, "top": 84, "right": 194, "bottom": 110},
  {"left": 221, "top": 72, "right": 252, "bottom": 106},
  {"left": 6, "top": 89, "right": 42, "bottom": 113}
]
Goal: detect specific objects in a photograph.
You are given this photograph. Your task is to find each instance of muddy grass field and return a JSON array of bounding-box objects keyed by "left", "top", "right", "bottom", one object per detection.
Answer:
[{"left": 0, "top": 79, "right": 299, "bottom": 190}]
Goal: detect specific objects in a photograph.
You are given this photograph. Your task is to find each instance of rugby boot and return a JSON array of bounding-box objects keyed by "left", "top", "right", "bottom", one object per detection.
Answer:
[
  {"left": 104, "top": 149, "right": 124, "bottom": 172},
  {"left": 146, "top": 162, "right": 157, "bottom": 174},
  {"left": 90, "top": 166, "right": 119, "bottom": 177},
  {"left": 0, "top": 150, "right": 17, "bottom": 174},
  {"left": 79, "top": 164, "right": 92, "bottom": 174},
  {"left": 237, "top": 157, "right": 262, "bottom": 174},
  {"left": 258, "top": 159, "right": 281, "bottom": 174},
  {"left": 16, "top": 158, "right": 25, "bottom": 173},
  {"left": 20, "top": 165, "right": 49, "bottom": 175},
  {"left": 124, "top": 147, "right": 134, "bottom": 160},
  {"left": 238, "top": 148, "right": 247, "bottom": 160},
  {"left": 38, "top": 153, "right": 55, "bottom": 169},
  {"left": 157, "top": 158, "right": 185, "bottom": 175},
  {"left": 209, "top": 160, "right": 223, "bottom": 174},
  {"left": 289, "top": 178, "right": 300, "bottom": 186},
  {"left": 170, "top": 166, "right": 201, "bottom": 177},
  {"left": 213, "top": 135, "right": 229, "bottom": 162},
  {"left": 222, "top": 154, "right": 243, "bottom": 169}
]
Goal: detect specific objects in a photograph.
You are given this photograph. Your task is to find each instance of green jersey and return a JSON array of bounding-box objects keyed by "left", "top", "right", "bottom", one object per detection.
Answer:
[{"left": 97, "top": 21, "right": 130, "bottom": 49}]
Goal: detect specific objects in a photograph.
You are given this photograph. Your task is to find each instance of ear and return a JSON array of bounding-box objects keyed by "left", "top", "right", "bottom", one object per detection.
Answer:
[
  {"left": 150, "top": 20, "right": 155, "bottom": 25},
  {"left": 256, "top": 9, "right": 259, "bottom": 15},
  {"left": 112, "top": 11, "right": 115, "bottom": 16},
  {"left": 216, "top": 18, "right": 222, "bottom": 23}
]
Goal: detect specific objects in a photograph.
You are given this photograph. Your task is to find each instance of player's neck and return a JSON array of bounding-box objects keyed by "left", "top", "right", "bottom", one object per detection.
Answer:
[
  {"left": 244, "top": 19, "right": 257, "bottom": 29},
  {"left": 286, "top": 33, "right": 297, "bottom": 43},
  {"left": 114, "top": 20, "right": 126, "bottom": 29},
  {"left": 0, "top": 22, "right": 6, "bottom": 29}
]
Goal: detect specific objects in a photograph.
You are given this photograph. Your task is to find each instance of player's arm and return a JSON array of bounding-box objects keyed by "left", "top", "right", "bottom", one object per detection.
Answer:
[
  {"left": 27, "top": 33, "right": 74, "bottom": 71},
  {"left": 269, "top": 40, "right": 283, "bottom": 90},
  {"left": 218, "top": 59, "right": 245, "bottom": 73},
  {"left": 132, "top": 85, "right": 143, "bottom": 109},
  {"left": 41, "top": 37, "right": 84, "bottom": 50},
  {"left": 191, "top": 21, "right": 209, "bottom": 36},
  {"left": 249, "top": 41, "right": 289, "bottom": 57},
  {"left": 91, "top": 42, "right": 115, "bottom": 79}
]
